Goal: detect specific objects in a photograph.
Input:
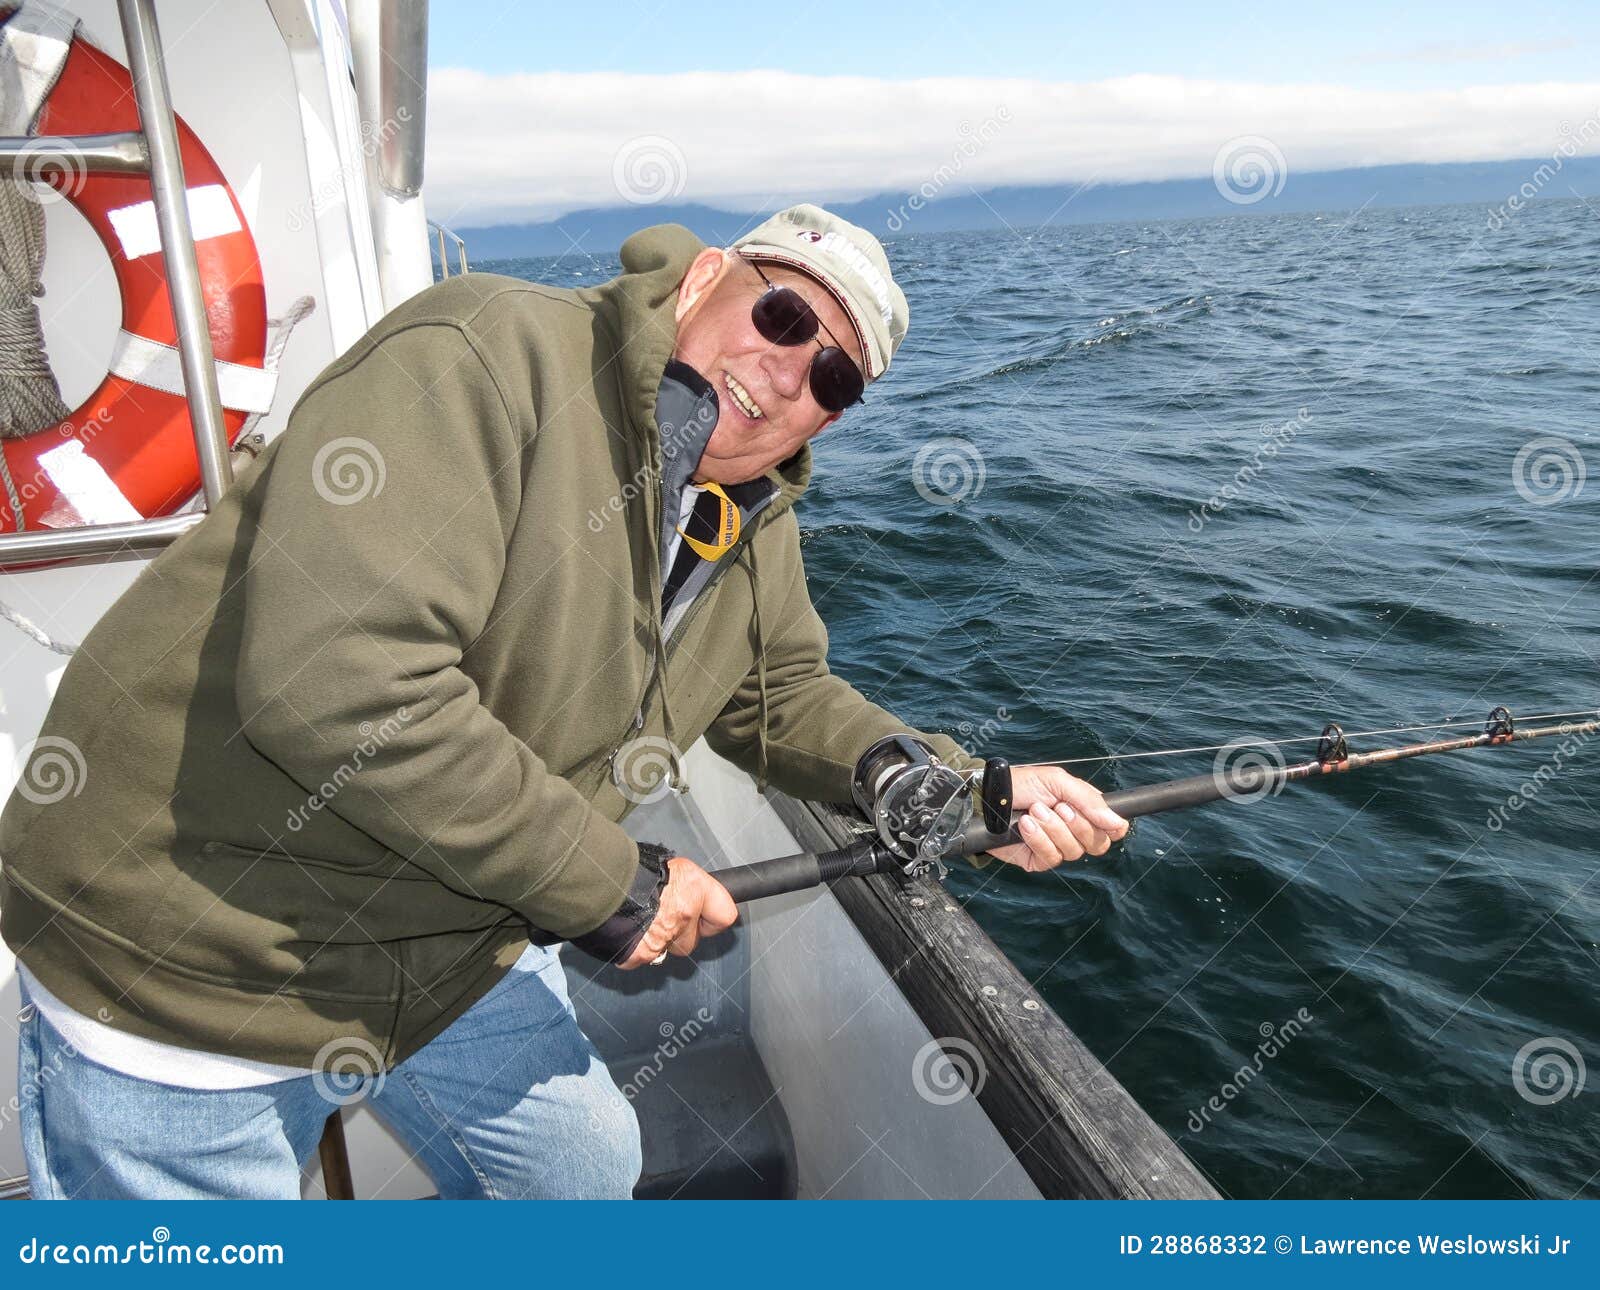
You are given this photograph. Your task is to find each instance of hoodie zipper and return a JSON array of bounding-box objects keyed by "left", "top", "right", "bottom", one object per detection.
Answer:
[{"left": 607, "top": 492, "right": 777, "bottom": 780}]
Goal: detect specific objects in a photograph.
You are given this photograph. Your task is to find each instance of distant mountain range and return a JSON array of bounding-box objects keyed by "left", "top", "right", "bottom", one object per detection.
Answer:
[{"left": 453, "top": 156, "right": 1600, "bottom": 261}]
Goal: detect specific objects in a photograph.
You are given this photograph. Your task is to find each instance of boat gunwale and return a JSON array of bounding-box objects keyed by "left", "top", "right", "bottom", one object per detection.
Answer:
[{"left": 766, "top": 791, "right": 1219, "bottom": 1200}]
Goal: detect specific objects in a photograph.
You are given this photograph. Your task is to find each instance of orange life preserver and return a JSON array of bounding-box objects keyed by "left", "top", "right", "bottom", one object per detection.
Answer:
[{"left": 1, "top": 2, "right": 268, "bottom": 538}]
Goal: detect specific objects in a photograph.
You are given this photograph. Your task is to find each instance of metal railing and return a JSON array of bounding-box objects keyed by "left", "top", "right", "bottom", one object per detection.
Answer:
[
  {"left": 428, "top": 219, "right": 468, "bottom": 278},
  {"left": 0, "top": 0, "right": 232, "bottom": 567}
]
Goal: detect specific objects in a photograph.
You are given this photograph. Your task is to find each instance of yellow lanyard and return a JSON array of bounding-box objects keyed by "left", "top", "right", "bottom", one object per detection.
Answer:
[{"left": 677, "top": 482, "right": 741, "bottom": 561}]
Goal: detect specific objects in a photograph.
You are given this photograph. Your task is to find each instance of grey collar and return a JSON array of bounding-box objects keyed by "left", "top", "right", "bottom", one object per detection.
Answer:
[{"left": 655, "top": 359, "right": 721, "bottom": 575}]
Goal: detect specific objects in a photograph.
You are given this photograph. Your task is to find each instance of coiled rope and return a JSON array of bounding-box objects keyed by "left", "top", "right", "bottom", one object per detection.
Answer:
[{"left": 0, "top": 177, "right": 71, "bottom": 530}]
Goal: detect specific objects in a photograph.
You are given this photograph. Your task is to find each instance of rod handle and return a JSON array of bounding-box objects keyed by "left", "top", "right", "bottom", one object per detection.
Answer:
[{"left": 715, "top": 839, "right": 884, "bottom": 904}]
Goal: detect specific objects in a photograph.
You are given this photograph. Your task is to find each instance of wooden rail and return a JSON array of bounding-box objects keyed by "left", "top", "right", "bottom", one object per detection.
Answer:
[{"left": 767, "top": 793, "right": 1218, "bottom": 1200}]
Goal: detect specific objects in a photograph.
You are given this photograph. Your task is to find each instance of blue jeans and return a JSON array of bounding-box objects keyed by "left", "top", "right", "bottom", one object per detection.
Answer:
[{"left": 15, "top": 943, "right": 641, "bottom": 1199}]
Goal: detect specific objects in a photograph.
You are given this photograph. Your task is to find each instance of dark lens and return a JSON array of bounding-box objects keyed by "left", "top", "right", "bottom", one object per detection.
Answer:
[
  {"left": 809, "top": 347, "right": 865, "bottom": 413},
  {"left": 751, "top": 285, "right": 819, "bottom": 346}
]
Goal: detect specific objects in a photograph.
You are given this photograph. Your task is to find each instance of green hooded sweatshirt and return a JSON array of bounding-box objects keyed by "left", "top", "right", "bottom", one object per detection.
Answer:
[{"left": 0, "top": 223, "right": 979, "bottom": 1069}]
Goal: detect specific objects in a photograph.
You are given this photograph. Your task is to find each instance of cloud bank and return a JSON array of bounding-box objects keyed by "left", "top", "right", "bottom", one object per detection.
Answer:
[{"left": 423, "top": 68, "right": 1600, "bottom": 227}]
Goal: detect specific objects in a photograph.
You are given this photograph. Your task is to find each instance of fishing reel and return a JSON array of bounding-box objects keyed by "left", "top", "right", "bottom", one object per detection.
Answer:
[{"left": 850, "top": 735, "right": 1015, "bottom": 878}]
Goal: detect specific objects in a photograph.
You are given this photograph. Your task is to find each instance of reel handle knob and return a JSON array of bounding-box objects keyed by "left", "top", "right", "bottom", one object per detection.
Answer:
[{"left": 980, "top": 757, "right": 1013, "bottom": 835}]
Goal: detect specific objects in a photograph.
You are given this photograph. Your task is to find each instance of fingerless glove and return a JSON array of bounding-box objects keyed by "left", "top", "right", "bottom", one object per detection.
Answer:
[{"left": 529, "top": 841, "right": 674, "bottom": 964}]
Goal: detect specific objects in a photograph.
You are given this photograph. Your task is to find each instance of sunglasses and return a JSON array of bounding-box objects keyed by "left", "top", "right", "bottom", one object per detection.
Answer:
[{"left": 743, "top": 257, "right": 866, "bottom": 414}]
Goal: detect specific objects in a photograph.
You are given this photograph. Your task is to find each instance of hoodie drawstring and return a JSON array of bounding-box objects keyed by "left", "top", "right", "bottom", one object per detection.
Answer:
[
  {"left": 647, "top": 540, "right": 765, "bottom": 800},
  {"left": 651, "top": 601, "right": 687, "bottom": 796},
  {"left": 741, "top": 542, "right": 770, "bottom": 794}
]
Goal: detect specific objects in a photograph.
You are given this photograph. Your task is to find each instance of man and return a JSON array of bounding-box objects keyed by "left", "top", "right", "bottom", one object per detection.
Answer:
[{"left": 1, "top": 204, "right": 1127, "bottom": 1199}]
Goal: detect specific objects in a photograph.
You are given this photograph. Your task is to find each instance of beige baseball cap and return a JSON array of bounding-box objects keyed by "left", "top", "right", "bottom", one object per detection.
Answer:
[{"left": 730, "top": 203, "right": 908, "bottom": 381}]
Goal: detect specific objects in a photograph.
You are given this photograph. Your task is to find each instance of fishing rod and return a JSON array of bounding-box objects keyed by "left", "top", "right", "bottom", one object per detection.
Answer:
[{"left": 714, "top": 706, "right": 1599, "bottom": 904}]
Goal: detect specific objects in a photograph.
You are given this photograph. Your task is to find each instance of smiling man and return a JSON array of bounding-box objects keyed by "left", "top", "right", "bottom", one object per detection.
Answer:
[{"left": 1, "top": 203, "right": 1125, "bottom": 1200}]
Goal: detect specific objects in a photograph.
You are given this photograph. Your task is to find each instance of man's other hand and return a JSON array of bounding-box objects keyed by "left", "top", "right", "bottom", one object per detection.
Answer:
[
  {"left": 619, "top": 857, "right": 739, "bottom": 969},
  {"left": 988, "top": 763, "right": 1129, "bottom": 872}
]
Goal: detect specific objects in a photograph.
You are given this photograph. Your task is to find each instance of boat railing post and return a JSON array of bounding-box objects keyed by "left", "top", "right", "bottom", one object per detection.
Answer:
[
  {"left": 427, "top": 219, "right": 468, "bottom": 278},
  {"left": 116, "top": 0, "right": 233, "bottom": 508},
  {"left": 0, "top": 131, "right": 148, "bottom": 172}
]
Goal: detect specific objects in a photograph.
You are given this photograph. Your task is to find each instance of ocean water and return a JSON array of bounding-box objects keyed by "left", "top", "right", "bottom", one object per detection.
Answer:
[{"left": 483, "top": 198, "right": 1599, "bottom": 1199}]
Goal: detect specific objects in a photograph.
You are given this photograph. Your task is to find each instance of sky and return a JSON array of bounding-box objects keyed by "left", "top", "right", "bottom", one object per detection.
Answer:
[{"left": 423, "top": 0, "right": 1600, "bottom": 227}]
